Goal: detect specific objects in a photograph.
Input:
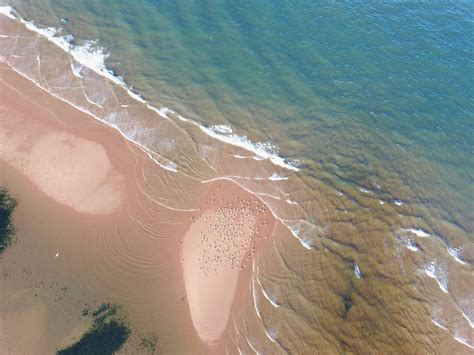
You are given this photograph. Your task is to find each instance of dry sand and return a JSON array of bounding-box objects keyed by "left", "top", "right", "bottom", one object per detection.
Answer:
[
  {"left": 0, "top": 63, "right": 126, "bottom": 215},
  {"left": 182, "top": 179, "right": 275, "bottom": 343},
  {"left": 0, "top": 60, "right": 281, "bottom": 353},
  {"left": 2, "top": 39, "right": 469, "bottom": 354}
]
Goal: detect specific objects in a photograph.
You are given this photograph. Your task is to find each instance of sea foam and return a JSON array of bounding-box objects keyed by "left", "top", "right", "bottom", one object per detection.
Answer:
[
  {"left": 200, "top": 125, "right": 300, "bottom": 172},
  {"left": 353, "top": 264, "right": 362, "bottom": 279},
  {"left": 287, "top": 220, "right": 315, "bottom": 250},
  {"left": 268, "top": 172, "right": 288, "bottom": 181},
  {"left": 402, "top": 227, "right": 431, "bottom": 238},
  {"left": 453, "top": 329, "right": 474, "bottom": 350},
  {"left": 0, "top": 6, "right": 300, "bottom": 175},
  {"left": 401, "top": 237, "right": 419, "bottom": 252},
  {"left": 424, "top": 260, "right": 448, "bottom": 293},
  {"left": 447, "top": 246, "right": 466, "bottom": 265},
  {"left": 255, "top": 269, "right": 279, "bottom": 308}
]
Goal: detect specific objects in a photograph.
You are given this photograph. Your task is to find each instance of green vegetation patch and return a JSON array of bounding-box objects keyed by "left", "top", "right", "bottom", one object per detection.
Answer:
[
  {"left": 57, "top": 303, "right": 130, "bottom": 355},
  {"left": 0, "top": 188, "right": 17, "bottom": 255}
]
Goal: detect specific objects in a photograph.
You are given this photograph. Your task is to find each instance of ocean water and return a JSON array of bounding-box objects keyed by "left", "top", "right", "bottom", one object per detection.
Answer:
[{"left": 0, "top": 0, "right": 473, "bottom": 352}]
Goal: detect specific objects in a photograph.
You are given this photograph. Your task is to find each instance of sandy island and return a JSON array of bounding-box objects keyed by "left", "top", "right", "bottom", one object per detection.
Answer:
[{"left": 182, "top": 179, "right": 276, "bottom": 344}]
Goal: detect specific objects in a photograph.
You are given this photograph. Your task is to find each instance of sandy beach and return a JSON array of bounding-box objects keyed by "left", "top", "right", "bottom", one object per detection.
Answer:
[
  {"left": 0, "top": 60, "right": 286, "bottom": 353},
  {"left": 2, "top": 3, "right": 473, "bottom": 353}
]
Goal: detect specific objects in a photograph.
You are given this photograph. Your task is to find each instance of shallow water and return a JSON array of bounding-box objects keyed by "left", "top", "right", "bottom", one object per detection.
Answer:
[{"left": 0, "top": 0, "right": 473, "bottom": 352}]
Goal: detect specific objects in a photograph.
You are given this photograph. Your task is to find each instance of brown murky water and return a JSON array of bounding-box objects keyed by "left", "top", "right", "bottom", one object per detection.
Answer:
[{"left": 0, "top": 8, "right": 473, "bottom": 354}]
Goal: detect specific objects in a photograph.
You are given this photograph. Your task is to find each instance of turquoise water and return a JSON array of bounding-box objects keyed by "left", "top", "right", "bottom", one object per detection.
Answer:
[
  {"left": 1, "top": 0, "right": 473, "bottom": 351},
  {"left": 7, "top": 0, "right": 472, "bottom": 230}
]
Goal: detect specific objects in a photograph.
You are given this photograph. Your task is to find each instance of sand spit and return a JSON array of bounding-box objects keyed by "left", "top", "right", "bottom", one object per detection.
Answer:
[{"left": 182, "top": 179, "right": 276, "bottom": 344}]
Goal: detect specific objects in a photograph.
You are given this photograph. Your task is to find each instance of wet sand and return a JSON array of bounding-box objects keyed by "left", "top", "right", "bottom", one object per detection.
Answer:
[
  {"left": 1, "top": 10, "right": 473, "bottom": 353},
  {"left": 0, "top": 60, "right": 282, "bottom": 353},
  {"left": 0, "top": 61, "right": 130, "bottom": 216}
]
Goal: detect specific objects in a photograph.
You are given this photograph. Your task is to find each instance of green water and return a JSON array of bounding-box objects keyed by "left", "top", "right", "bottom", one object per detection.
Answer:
[
  {"left": 1, "top": 0, "right": 473, "bottom": 352},
  {"left": 7, "top": 0, "right": 472, "bottom": 230}
]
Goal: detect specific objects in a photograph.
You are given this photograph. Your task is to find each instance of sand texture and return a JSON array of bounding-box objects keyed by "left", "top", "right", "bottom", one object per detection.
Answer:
[{"left": 182, "top": 180, "right": 275, "bottom": 343}]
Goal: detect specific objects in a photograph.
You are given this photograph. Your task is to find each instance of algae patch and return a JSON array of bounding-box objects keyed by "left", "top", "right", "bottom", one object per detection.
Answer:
[
  {"left": 139, "top": 334, "right": 159, "bottom": 354},
  {"left": 0, "top": 188, "right": 17, "bottom": 255},
  {"left": 57, "top": 303, "right": 130, "bottom": 355}
]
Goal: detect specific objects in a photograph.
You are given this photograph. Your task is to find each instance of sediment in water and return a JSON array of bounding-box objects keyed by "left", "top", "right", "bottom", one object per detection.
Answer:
[{"left": 0, "top": 8, "right": 472, "bottom": 353}]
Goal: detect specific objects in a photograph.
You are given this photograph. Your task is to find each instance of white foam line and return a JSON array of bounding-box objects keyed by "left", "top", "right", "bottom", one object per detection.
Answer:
[
  {"left": 138, "top": 191, "right": 198, "bottom": 212},
  {"left": 125, "top": 88, "right": 146, "bottom": 103},
  {"left": 201, "top": 177, "right": 310, "bottom": 250},
  {"left": 1, "top": 7, "right": 302, "bottom": 175},
  {"left": 231, "top": 175, "right": 288, "bottom": 184},
  {"left": 246, "top": 338, "right": 261, "bottom": 355},
  {"left": 358, "top": 187, "right": 373, "bottom": 194},
  {"left": 147, "top": 104, "right": 173, "bottom": 120},
  {"left": 202, "top": 175, "right": 256, "bottom": 182},
  {"left": 433, "top": 278, "right": 448, "bottom": 293},
  {"left": 462, "top": 311, "right": 474, "bottom": 329},
  {"left": 268, "top": 172, "right": 288, "bottom": 181},
  {"left": 401, "top": 237, "right": 419, "bottom": 252},
  {"left": 200, "top": 125, "right": 300, "bottom": 172},
  {"left": 424, "top": 262, "right": 448, "bottom": 294},
  {"left": 251, "top": 262, "right": 262, "bottom": 320},
  {"left": 84, "top": 92, "right": 103, "bottom": 108},
  {"left": 264, "top": 329, "right": 276, "bottom": 343},
  {"left": 393, "top": 199, "right": 405, "bottom": 206},
  {"left": 259, "top": 282, "right": 279, "bottom": 308},
  {"left": 354, "top": 264, "right": 362, "bottom": 279},
  {"left": 2, "top": 9, "right": 181, "bottom": 170},
  {"left": 254, "top": 268, "right": 279, "bottom": 308},
  {"left": 287, "top": 220, "right": 315, "bottom": 250},
  {"left": 257, "top": 192, "right": 282, "bottom": 201},
  {"left": 0, "top": 6, "right": 16, "bottom": 19},
  {"left": 288, "top": 226, "right": 312, "bottom": 250},
  {"left": 447, "top": 246, "right": 467, "bottom": 265},
  {"left": 233, "top": 154, "right": 264, "bottom": 161},
  {"left": 402, "top": 227, "right": 431, "bottom": 238},
  {"left": 454, "top": 333, "right": 474, "bottom": 350},
  {"left": 70, "top": 62, "right": 82, "bottom": 77},
  {"left": 16, "top": 11, "right": 122, "bottom": 87},
  {"left": 230, "top": 317, "right": 245, "bottom": 354},
  {"left": 431, "top": 319, "right": 448, "bottom": 331},
  {"left": 2, "top": 60, "right": 178, "bottom": 173}
]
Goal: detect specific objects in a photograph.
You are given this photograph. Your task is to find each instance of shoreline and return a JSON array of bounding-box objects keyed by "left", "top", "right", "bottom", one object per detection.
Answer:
[
  {"left": 0, "top": 60, "right": 285, "bottom": 353},
  {"left": 1, "top": 4, "right": 473, "bottom": 353},
  {"left": 0, "top": 5, "right": 300, "bottom": 174}
]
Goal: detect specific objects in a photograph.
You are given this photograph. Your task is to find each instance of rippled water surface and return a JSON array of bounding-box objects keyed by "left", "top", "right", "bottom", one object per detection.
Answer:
[{"left": 0, "top": 0, "right": 473, "bottom": 352}]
